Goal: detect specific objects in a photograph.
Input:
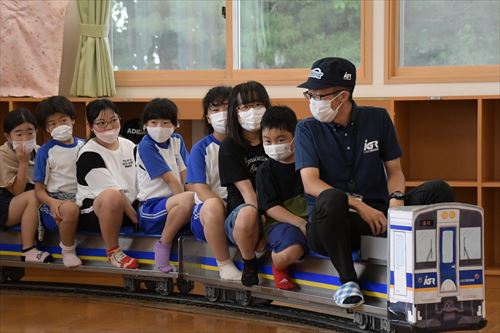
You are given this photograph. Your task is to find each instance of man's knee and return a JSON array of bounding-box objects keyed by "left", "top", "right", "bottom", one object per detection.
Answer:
[
  {"left": 315, "top": 188, "right": 348, "bottom": 217},
  {"left": 429, "top": 179, "right": 454, "bottom": 203}
]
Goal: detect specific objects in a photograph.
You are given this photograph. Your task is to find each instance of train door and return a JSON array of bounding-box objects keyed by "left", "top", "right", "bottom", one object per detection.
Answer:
[
  {"left": 394, "top": 231, "right": 407, "bottom": 296},
  {"left": 438, "top": 226, "right": 458, "bottom": 295}
]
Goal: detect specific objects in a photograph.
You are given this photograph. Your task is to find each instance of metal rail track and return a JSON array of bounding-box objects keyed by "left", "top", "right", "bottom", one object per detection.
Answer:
[{"left": 0, "top": 280, "right": 371, "bottom": 332}]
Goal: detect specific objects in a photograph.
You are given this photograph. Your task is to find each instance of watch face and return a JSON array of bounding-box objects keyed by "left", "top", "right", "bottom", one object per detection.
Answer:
[{"left": 391, "top": 191, "right": 405, "bottom": 199}]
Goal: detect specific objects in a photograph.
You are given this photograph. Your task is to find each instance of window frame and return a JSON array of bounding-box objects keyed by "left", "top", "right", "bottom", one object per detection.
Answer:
[
  {"left": 114, "top": 0, "right": 373, "bottom": 87},
  {"left": 385, "top": 0, "right": 500, "bottom": 84}
]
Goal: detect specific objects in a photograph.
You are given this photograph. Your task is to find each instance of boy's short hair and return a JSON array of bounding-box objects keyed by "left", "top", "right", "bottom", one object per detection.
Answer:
[
  {"left": 261, "top": 105, "right": 297, "bottom": 135},
  {"left": 35, "top": 96, "right": 76, "bottom": 128},
  {"left": 142, "top": 98, "right": 178, "bottom": 127},
  {"left": 202, "top": 86, "right": 232, "bottom": 134}
]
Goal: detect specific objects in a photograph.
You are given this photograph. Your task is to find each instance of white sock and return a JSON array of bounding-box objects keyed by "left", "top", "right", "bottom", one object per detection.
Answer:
[
  {"left": 60, "top": 242, "right": 82, "bottom": 268},
  {"left": 217, "top": 259, "right": 242, "bottom": 281}
]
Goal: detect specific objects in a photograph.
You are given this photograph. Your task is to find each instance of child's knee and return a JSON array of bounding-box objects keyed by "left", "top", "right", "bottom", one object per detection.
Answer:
[
  {"left": 61, "top": 201, "right": 80, "bottom": 220},
  {"left": 201, "top": 198, "right": 225, "bottom": 223},
  {"left": 95, "top": 189, "right": 123, "bottom": 210},
  {"left": 234, "top": 207, "right": 258, "bottom": 234},
  {"left": 273, "top": 244, "right": 303, "bottom": 264}
]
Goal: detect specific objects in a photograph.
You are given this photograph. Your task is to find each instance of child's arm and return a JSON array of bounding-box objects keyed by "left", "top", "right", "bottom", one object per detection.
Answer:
[
  {"left": 185, "top": 183, "right": 219, "bottom": 202},
  {"left": 234, "top": 179, "right": 258, "bottom": 208},
  {"left": 160, "top": 171, "right": 184, "bottom": 195},
  {"left": 8, "top": 146, "right": 30, "bottom": 195},
  {"left": 266, "top": 206, "right": 307, "bottom": 236},
  {"left": 34, "top": 183, "right": 63, "bottom": 221}
]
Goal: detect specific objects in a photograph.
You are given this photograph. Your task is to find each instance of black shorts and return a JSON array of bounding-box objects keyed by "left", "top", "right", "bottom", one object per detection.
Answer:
[
  {"left": 0, "top": 188, "right": 14, "bottom": 229},
  {"left": 78, "top": 199, "right": 138, "bottom": 232}
]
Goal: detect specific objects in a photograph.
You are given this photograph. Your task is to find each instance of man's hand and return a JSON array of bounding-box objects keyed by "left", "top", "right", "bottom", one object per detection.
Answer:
[{"left": 357, "top": 202, "right": 387, "bottom": 235}]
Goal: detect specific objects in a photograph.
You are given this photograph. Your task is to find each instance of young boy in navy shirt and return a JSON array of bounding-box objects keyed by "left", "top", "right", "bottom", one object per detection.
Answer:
[{"left": 256, "top": 106, "right": 308, "bottom": 290}]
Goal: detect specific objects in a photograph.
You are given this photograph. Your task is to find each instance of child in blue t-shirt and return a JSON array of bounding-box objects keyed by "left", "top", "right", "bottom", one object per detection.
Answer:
[
  {"left": 256, "top": 106, "right": 308, "bottom": 290},
  {"left": 186, "top": 86, "right": 242, "bottom": 281},
  {"left": 136, "top": 98, "right": 194, "bottom": 273},
  {"left": 34, "top": 96, "right": 84, "bottom": 267}
]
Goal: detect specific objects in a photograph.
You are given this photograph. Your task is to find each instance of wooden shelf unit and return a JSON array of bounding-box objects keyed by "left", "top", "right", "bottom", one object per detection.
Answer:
[{"left": 0, "top": 95, "right": 499, "bottom": 276}]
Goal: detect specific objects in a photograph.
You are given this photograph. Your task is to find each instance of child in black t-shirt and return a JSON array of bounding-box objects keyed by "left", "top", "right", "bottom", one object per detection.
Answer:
[
  {"left": 218, "top": 81, "right": 270, "bottom": 287},
  {"left": 256, "top": 106, "right": 308, "bottom": 290}
]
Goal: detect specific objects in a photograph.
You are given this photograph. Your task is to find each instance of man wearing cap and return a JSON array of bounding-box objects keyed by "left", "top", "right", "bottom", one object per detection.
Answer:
[{"left": 295, "top": 57, "right": 454, "bottom": 308}]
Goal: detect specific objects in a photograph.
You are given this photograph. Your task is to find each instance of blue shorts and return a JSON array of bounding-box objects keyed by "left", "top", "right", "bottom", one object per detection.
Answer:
[
  {"left": 39, "top": 204, "right": 59, "bottom": 232},
  {"left": 190, "top": 202, "right": 206, "bottom": 241},
  {"left": 224, "top": 203, "right": 262, "bottom": 245},
  {"left": 267, "top": 222, "right": 308, "bottom": 256},
  {"left": 138, "top": 197, "right": 169, "bottom": 234}
]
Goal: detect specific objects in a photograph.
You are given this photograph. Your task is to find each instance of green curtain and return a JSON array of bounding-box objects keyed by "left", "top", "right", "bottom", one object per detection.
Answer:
[{"left": 70, "top": 0, "right": 115, "bottom": 97}]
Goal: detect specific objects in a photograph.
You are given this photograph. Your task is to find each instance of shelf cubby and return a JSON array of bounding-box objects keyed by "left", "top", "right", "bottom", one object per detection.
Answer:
[
  {"left": 481, "top": 98, "right": 500, "bottom": 184},
  {"left": 481, "top": 188, "right": 500, "bottom": 271},
  {"left": 394, "top": 99, "right": 477, "bottom": 182}
]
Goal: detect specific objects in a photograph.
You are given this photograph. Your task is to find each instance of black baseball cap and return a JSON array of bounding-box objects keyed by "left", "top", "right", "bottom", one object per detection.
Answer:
[{"left": 298, "top": 57, "right": 356, "bottom": 90}]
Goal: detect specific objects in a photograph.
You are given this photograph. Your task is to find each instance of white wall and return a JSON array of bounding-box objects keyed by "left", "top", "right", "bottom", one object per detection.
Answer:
[{"left": 59, "top": 0, "right": 500, "bottom": 99}]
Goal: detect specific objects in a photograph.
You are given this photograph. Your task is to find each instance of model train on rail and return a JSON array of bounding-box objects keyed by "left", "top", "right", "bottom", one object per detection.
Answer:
[{"left": 0, "top": 203, "right": 487, "bottom": 332}]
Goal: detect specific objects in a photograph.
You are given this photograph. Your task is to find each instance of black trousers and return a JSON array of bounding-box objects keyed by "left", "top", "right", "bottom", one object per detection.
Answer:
[{"left": 306, "top": 180, "right": 454, "bottom": 284}]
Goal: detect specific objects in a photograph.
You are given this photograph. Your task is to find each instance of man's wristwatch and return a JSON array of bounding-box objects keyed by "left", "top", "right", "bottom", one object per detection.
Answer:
[{"left": 389, "top": 191, "right": 406, "bottom": 201}]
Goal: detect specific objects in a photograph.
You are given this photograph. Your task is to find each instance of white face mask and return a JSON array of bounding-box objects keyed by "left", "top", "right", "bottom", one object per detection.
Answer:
[
  {"left": 238, "top": 106, "right": 266, "bottom": 132},
  {"left": 147, "top": 126, "right": 174, "bottom": 143},
  {"left": 309, "top": 91, "right": 345, "bottom": 123},
  {"left": 50, "top": 124, "right": 73, "bottom": 141},
  {"left": 209, "top": 111, "right": 227, "bottom": 134},
  {"left": 12, "top": 138, "right": 37, "bottom": 154},
  {"left": 94, "top": 128, "right": 120, "bottom": 144},
  {"left": 264, "top": 142, "right": 293, "bottom": 162}
]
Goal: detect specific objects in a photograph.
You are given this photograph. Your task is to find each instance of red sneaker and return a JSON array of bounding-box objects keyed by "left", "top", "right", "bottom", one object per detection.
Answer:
[
  {"left": 107, "top": 247, "right": 138, "bottom": 269},
  {"left": 272, "top": 264, "right": 298, "bottom": 290}
]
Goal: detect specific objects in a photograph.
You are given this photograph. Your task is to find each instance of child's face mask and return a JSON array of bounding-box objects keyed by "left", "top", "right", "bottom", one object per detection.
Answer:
[
  {"left": 264, "top": 141, "right": 293, "bottom": 162},
  {"left": 12, "top": 138, "right": 37, "bottom": 153},
  {"left": 50, "top": 125, "right": 73, "bottom": 141}
]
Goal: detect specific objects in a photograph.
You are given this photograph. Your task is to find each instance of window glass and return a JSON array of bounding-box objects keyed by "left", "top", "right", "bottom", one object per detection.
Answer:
[
  {"left": 399, "top": 0, "right": 499, "bottom": 66},
  {"left": 442, "top": 230, "right": 454, "bottom": 264},
  {"left": 238, "top": 0, "right": 361, "bottom": 69},
  {"left": 416, "top": 229, "right": 436, "bottom": 263},
  {"left": 111, "top": 0, "right": 226, "bottom": 70},
  {"left": 460, "top": 227, "right": 481, "bottom": 260}
]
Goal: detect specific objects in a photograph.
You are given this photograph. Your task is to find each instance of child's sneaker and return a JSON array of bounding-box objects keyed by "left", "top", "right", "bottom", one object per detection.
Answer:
[
  {"left": 60, "top": 241, "right": 82, "bottom": 268},
  {"left": 22, "top": 246, "right": 54, "bottom": 263},
  {"left": 107, "top": 247, "right": 138, "bottom": 269},
  {"left": 272, "top": 264, "right": 298, "bottom": 290},
  {"left": 241, "top": 257, "right": 259, "bottom": 286},
  {"left": 154, "top": 241, "right": 176, "bottom": 273}
]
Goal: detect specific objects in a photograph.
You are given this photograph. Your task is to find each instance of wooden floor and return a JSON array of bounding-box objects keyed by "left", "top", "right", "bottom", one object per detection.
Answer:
[{"left": 0, "top": 269, "right": 498, "bottom": 333}]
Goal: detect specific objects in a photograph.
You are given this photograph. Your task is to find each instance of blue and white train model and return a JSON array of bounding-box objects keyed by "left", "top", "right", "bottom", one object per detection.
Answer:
[{"left": 0, "top": 203, "right": 487, "bottom": 332}]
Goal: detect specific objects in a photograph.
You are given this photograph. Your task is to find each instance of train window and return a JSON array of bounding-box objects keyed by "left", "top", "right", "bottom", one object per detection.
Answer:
[
  {"left": 416, "top": 229, "right": 436, "bottom": 263},
  {"left": 442, "top": 230, "right": 454, "bottom": 264},
  {"left": 460, "top": 227, "right": 481, "bottom": 260}
]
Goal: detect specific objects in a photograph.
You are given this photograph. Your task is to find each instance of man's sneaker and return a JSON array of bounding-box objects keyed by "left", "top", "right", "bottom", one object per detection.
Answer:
[{"left": 107, "top": 248, "right": 138, "bottom": 269}]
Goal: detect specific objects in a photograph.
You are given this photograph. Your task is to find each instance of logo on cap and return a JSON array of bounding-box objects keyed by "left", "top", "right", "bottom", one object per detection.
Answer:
[
  {"left": 343, "top": 72, "right": 352, "bottom": 81},
  {"left": 309, "top": 68, "right": 324, "bottom": 80}
]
